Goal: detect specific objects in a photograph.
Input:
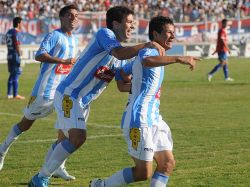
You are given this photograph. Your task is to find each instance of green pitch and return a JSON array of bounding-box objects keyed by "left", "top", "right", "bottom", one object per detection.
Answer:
[{"left": 0, "top": 58, "right": 249, "bottom": 187}]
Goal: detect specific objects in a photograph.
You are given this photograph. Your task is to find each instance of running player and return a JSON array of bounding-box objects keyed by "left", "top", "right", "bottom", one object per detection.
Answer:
[
  {"left": 0, "top": 4, "right": 78, "bottom": 181},
  {"left": 90, "top": 16, "right": 200, "bottom": 187},
  {"left": 208, "top": 19, "right": 234, "bottom": 82},
  {"left": 28, "top": 6, "right": 166, "bottom": 187}
]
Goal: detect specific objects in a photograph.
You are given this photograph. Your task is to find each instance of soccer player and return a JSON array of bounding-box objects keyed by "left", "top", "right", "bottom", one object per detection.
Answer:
[
  {"left": 208, "top": 19, "right": 234, "bottom": 82},
  {"left": 28, "top": 6, "right": 166, "bottom": 187},
  {"left": 6, "top": 16, "right": 25, "bottom": 99},
  {"left": 0, "top": 4, "right": 78, "bottom": 180},
  {"left": 89, "top": 16, "right": 200, "bottom": 187}
]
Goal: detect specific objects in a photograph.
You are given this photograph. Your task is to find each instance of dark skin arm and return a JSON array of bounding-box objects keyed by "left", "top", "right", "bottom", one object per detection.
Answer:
[
  {"left": 116, "top": 69, "right": 132, "bottom": 92},
  {"left": 111, "top": 41, "right": 165, "bottom": 60},
  {"left": 142, "top": 56, "right": 201, "bottom": 71},
  {"left": 35, "top": 53, "right": 76, "bottom": 65}
]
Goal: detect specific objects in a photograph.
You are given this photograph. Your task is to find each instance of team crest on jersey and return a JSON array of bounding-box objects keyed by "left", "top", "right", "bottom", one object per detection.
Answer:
[
  {"left": 62, "top": 95, "right": 73, "bottom": 118},
  {"left": 129, "top": 128, "right": 141, "bottom": 150},
  {"left": 55, "top": 64, "right": 72, "bottom": 74},
  {"left": 155, "top": 87, "right": 161, "bottom": 99},
  {"left": 94, "top": 66, "right": 115, "bottom": 83},
  {"left": 27, "top": 96, "right": 36, "bottom": 108}
]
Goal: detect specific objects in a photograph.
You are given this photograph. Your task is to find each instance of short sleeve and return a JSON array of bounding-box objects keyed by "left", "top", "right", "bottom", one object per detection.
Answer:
[
  {"left": 36, "top": 31, "right": 58, "bottom": 57},
  {"left": 138, "top": 48, "right": 159, "bottom": 63},
  {"left": 96, "top": 28, "right": 122, "bottom": 54},
  {"left": 121, "top": 61, "right": 133, "bottom": 75}
]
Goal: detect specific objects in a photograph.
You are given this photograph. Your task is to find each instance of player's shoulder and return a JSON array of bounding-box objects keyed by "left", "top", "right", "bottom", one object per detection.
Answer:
[
  {"left": 96, "top": 28, "right": 115, "bottom": 37},
  {"left": 43, "top": 29, "right": 62, "bottom": 41},
  {"left": 51, "top": 29, "right": 64, "bottom": 36},
  {"left": 6, "top": 28, "right": 14, "bottom": 34},
  {"left": 139, "top": 47, "right": 158, "bottom": 57}
]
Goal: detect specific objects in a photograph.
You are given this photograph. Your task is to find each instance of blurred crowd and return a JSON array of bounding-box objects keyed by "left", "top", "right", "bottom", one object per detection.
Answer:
[{"left": 1, "top": 0, "right": 250, "bottom": 22}]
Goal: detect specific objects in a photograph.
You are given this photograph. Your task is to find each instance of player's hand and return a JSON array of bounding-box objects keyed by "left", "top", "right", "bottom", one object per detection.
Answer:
[
  {"left": 63, "top": 58, "right": 76, "bottom": 65},
  {"left": 177, "top": 56, "right": 201, "bottom": 71},
  {"left": 147, "top": 41, "right": 165, "bottom": 56}
]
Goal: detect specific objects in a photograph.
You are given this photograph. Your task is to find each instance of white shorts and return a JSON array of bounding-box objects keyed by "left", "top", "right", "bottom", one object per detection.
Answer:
[
  {"left": 54, "top": 92, "right": 89, "bottom": 131},
  {"left": 24, "top": 96, "right": 54, "bottom": 120},
  {"left": 123, "top": 119, "right": 173, "bottom": 161}
]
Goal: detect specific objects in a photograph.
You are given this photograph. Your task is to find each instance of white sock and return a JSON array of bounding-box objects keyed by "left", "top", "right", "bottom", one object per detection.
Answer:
[
  {"left": 104, "top": 167, "right": 134, "bottom": 187},
  {"left": 0, "top": 124, "right": 22, "bottom": 154},
  {"left": 39, "top": 139, "right": 76, "bottom": 178},
  {"left": 45, "top": 142, "right": 57, "bottom": 162},
  {"left": 150, "top": 171, "right": 169, "bottom": 187},
  {"left": 44, "top": 142, "right": 67, "bottom": 172}
]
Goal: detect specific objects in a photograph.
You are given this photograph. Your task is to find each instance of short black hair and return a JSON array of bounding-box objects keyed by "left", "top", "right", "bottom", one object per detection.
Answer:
[
  {"left": 149, "top": 16, "right": 174, "bottom": 41},
  {"left": 106, "top": 6, "right": 134, "bottom": 30},
  {"left": 59, "top": 4, "right": 78, "bottom": 17},
  {"left": 222, "top": 19, "right": 228, "bottom": 25},
  {"left": 13, "top": 17, "right": 22, "bottom": 28}
]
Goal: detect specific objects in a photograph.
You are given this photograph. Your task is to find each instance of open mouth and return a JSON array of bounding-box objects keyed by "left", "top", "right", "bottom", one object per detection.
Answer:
[{"left": 126, "top": 31, "right": 132, "bottom": 38}]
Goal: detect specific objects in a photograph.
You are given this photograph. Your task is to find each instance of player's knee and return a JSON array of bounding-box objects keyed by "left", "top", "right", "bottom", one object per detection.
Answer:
[{"left": 162, "top": 158, "right": 176, "bottom": 174}]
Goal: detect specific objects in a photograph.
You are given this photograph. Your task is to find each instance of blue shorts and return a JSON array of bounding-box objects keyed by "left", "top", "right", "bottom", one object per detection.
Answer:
[{"left": 218, "top": 52, "right": 228, "bottom": 62}]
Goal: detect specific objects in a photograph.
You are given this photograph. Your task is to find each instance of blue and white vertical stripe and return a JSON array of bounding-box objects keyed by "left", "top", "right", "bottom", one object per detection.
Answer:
[
  {"left": 122, "top": 48, "right": 164, "bottom": 128},
  {"left": 56, "top": 28, "right": 123, "bottom": 106},
  {"left": 31, "top": 29, "right": 78, "bottom": 99}
]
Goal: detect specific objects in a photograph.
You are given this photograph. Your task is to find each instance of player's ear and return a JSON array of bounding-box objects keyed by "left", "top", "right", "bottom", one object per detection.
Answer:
[
  {"left": 152, "top": 30, "right": 159, "bottom": 40},
  {"left": 112, "top": 20, "right": 120, "bottom": 29}
]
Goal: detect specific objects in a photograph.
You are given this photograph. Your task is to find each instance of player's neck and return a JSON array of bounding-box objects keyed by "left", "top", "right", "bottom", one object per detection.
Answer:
[{"left": 61, "top": 27, "right": 72, "bottom": 36}]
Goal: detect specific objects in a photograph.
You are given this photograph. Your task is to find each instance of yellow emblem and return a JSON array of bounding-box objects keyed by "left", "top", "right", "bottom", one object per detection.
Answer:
[
  {"left": 27, "top": 96, "right": 36, "bottom": 108},
  {"left": 129, "top": 128, "right": 140, "bottom": 150},
  {"left": 62, "top": 95, "right": 73, "bottom": 118}
]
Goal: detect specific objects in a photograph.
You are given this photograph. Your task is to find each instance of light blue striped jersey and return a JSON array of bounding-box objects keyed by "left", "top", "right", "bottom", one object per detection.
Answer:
[
  {"left": 122, "top": 48, "right": 164, "bottom": 128},
  {"left": 31, "top": 29, "right": 78, "bottom": 99},
  {"left": 56, "top": 28, "right": 123, "bottom": 106},
  {"left": 115, "top": 60, "right": 133, "bottom": 81}
]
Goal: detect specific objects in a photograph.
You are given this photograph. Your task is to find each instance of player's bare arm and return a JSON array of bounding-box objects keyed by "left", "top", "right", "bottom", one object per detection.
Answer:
[
  {"left": 143, "top": 56, "right": 201, "bottom": 70},
  {"left": 111, "top": 41, "right": 165, "bottom": 60},
  {"left": 35, "top": 53, "right": 76, "bottom": 65}
]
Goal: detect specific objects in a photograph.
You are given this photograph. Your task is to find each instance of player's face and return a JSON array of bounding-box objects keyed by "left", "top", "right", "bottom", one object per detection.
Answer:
[
  {"left": 61, "top": 9, "right": 78, "bottom": 32},
  {"left": 17, "top": 21, "right": 22, "bottom": 30},
  {"left": 154, "top": 24, "right": 175, "bottom": 50},
  {"left": 113, "top": 14, "right": 135, "bottom": 42}
]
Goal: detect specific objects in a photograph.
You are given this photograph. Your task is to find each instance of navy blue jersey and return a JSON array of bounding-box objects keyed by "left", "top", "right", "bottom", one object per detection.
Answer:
[
  {"left": 6, "top": 28, "right": 21, "bottom": 57},
  {"left": 6, "top": 28, "right": 22, "bottom": 74}
]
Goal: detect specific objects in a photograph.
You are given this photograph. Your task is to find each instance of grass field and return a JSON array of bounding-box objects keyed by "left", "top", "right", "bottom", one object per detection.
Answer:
[{"left": 0, "top": 57, "right": 250, "bottom": 187}]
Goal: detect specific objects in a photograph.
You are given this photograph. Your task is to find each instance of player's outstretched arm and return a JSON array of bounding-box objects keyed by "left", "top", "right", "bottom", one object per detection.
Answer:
[
  {"left": 35, "top": 53, "right": 76, "bottom": 65},
  {"left": 143, "top": 56, "right": 201, "bottom": 70},
  {"left": 111, "top": 41, "right": 165, "bottom": 60}
]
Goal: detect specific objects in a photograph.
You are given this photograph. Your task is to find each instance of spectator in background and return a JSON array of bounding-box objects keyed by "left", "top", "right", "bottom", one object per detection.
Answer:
[
  {"left": 0, "top": 0, "right": 245, "bottom": 22},
  {"left": 6, "top": 16, "right": 25, "bottom": 99},
  {"left": 208, "top": 19, "right": 234, "bottom": 82}
]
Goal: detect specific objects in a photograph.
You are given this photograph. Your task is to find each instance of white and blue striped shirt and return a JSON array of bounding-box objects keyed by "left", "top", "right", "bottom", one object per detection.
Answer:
[
  {"left": 31, "top": 29, "right": 78, "bottom": 100},
  {"left": 56, "top": 28, "right": 123, "bottom": 106},
  {"left": 122, "top": 48, "right": 164, "bottom": 128}
]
